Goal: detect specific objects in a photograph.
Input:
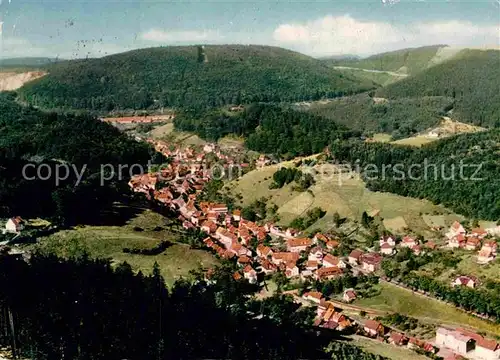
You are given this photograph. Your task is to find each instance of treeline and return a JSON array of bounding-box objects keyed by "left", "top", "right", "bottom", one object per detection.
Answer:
[
  {"left": 0, "top": 254, "right": 387, "bottom": 359},
  {"left": 401, "top": 273, "right": 500, "bottom": 321},
  {"left": 304, "top": 94, "right": 453, "bottom": 139},
  {"left": 18, "top": 45, "right": 374, "bottom": 111},
  {"left": 378, "top": 49, "right": 500, "bottom": 128},
  {"left": 329, "top": 130, "right": 500, "bottom": 220},
  {"left": 175, "top": 104, "right": 360, "bottom": 157},
  {"left": 0, "top": 93, "right": 157, "bottom": 225}
]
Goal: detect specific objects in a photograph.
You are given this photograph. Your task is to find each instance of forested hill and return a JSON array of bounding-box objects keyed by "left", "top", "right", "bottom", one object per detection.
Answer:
[
  {"left": 326, "top": 45, "right": 447, "bottom": 75},
  {"left": 0, "top": 92, "right": 155, "bottom": 225},
  {"left": 17, "top": 45, "right": 375, "bottom": 111},
  {"left": 330, "top": 129, "right": 500, "bottom": 220},
  {"left": 377, "top": 49, "right": 500, "bottom": 128}
]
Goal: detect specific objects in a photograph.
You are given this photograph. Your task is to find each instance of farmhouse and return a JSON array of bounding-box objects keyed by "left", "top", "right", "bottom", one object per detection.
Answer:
[{"left": 465, "top": 236, "right": 481, "bottom": 250}]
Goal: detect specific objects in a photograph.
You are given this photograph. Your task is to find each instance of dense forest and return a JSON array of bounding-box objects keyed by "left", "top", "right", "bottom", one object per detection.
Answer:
[
  {"left": 0, "top": 254, "right": 388, "bottom": 360},
  {"left": 329, "top": 130, "right": 500, "bottom": 220},
  {"left": 175, "top": 104, "right": 359, "bottom": 157},
  {"left": 17, "top": 45, "right": 375, "bottom": 111},
  {"left": 378, "top": 50, "right": 500, "bottom": 128},
  {"left": 0, "top": 92, "right": 157, "bottom": 225},
  {"left": 302, "top": 94, "right": 452, "bottom": 139}
]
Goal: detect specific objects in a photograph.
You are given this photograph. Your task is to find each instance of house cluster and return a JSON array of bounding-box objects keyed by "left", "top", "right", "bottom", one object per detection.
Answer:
[
  {"left": 436, "top": 327, "right": 500, "bottom": 360},
  {"left": 445, "top": 221, "right": 498, "bottom": 264},
  {"left": 347, "top": 248, "right": 383, "bottom": 274},
  {"left": 307, "top": 293, "right": 353, "bottom": 331},
  {"left": 359, "top": 318, "right": 437, "bottom": 354},
  {"left": 230, "top": 230, "right": 349, "bottom": 283},
  {"left": 101, "top": 114, "right": 175, "bottom": 124},
  {"left": 378, "top": 234, "right": 432, "bottom": 257}
]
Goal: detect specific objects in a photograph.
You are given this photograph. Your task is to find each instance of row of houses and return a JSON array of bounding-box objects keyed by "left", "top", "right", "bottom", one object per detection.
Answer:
[{"left": 446, "top": 221, "right": 498, "bottom": 264}]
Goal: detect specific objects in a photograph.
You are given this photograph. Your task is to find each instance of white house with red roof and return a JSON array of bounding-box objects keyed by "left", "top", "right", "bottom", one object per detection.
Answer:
[
  {"left": 5, "top": 217, "right": 24, "bottom": 233},
  {"left": 243, "top": 265, "right": 258, "bottom": 284},
  {"left": 452, "top": 275, "right": 478, "bottom": 289},
  {"left": 446, "top": 221, "right": 466, "bottom": 240},
  {"left": 379, "top": 235, "right": 396, "bottom": 247},
  {"left": 302, "top": 291, "right": 323, "bottom": 304},
  {"left": 343, "top": 289, "right": 356, "bottom": 302},
  {"left": 308, "top": 246, "right": 323, "bottom": 261},
  {"left": 401, "top": 236, "right": 418, "bottom": 248},
  {"left": 380, "top": 242, "right": 395, "bottom": 255}
]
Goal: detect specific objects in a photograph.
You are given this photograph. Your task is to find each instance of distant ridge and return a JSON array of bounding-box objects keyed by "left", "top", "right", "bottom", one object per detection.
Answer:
[{"left": 17, "top": 45, "right": 375, "bottom": 111}]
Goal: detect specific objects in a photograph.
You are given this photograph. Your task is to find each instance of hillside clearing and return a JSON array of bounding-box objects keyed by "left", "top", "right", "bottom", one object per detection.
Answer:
[
  {"left": 227, "top": 161, "right": 452, "bottom": 235},
  {"left": 32, "top": 210, "right": 218, "bottom": 286}
]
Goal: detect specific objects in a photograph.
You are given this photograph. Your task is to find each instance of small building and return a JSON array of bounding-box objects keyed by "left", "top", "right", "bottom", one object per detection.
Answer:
[
  {"left": 380, "top": 242, "right": 395, "bottom": 255},
  {"left": 348, "top": 249, "right": 364, "bottom": 265},
  {"left": 5, "top": 217, "right": 24, "bottom": 233},
  {"left": 401, "top": 236, "right": 418, "bottom": 248},
  {"left": 361, "top": 253, "right": 382, "bottom": 273},
  {"left": 343, "top": 289, "right": 356, "bottom": 303},
  {"left": 389, "top": 331, "right": 408, "bottom": 346},
  {"left": 452, "top": 275, "right": 477, "bottom": 289},
  {"left": 303, "top": 291, "right": 324, "bottom": 304},
  {"left": 465, "top": 236, "right": 481, "bottom": 250},
  {"left": 243, "top": 265, "right": 258, "bottom": 284}
]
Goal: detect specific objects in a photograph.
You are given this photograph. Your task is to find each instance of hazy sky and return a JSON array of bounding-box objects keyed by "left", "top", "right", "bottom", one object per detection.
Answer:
[{"left": 0, "top": 0, "right": 499, "bottom": 59}]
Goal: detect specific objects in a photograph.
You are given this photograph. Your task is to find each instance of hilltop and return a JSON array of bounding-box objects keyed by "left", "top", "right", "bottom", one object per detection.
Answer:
[
  {"left": 377, "top": 49, "right": 500, "bottom": 127},
  {"left": 17, "top": 45, "right": 375, "bottom": 111}
]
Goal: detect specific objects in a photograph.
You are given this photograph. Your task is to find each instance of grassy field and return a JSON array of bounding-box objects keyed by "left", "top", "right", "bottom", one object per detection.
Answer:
[
  {"left": 391, "top": 136, "right": 436, "bottom": 147},
  {"left": 226, "top": 161, "right": 452, "bottom": 235},
  {"left": 355, "top": 282, "right": 500, "bottom": 337},
  {"left": 347, "top": 335, "right": 429, "bottom": 360},
  {"left": 32, "top": 210, "right": 219, "bottom": 286}
]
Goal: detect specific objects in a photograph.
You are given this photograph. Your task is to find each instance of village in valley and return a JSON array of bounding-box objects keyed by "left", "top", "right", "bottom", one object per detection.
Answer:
[
  {"left": 2, "top": 122, "right": 499, "bottom": 360},
  {"left": 122, "top": 130, "right": 500, "bottom": 360}
]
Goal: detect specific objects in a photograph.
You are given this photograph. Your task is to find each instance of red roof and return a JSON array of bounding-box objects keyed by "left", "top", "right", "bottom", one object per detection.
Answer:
[
  {"left": 349, "top": 249, "right": 364, "bottom": 260},
  {"left": 364, "top": 319, "right": 382, "bottom": 331}
]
